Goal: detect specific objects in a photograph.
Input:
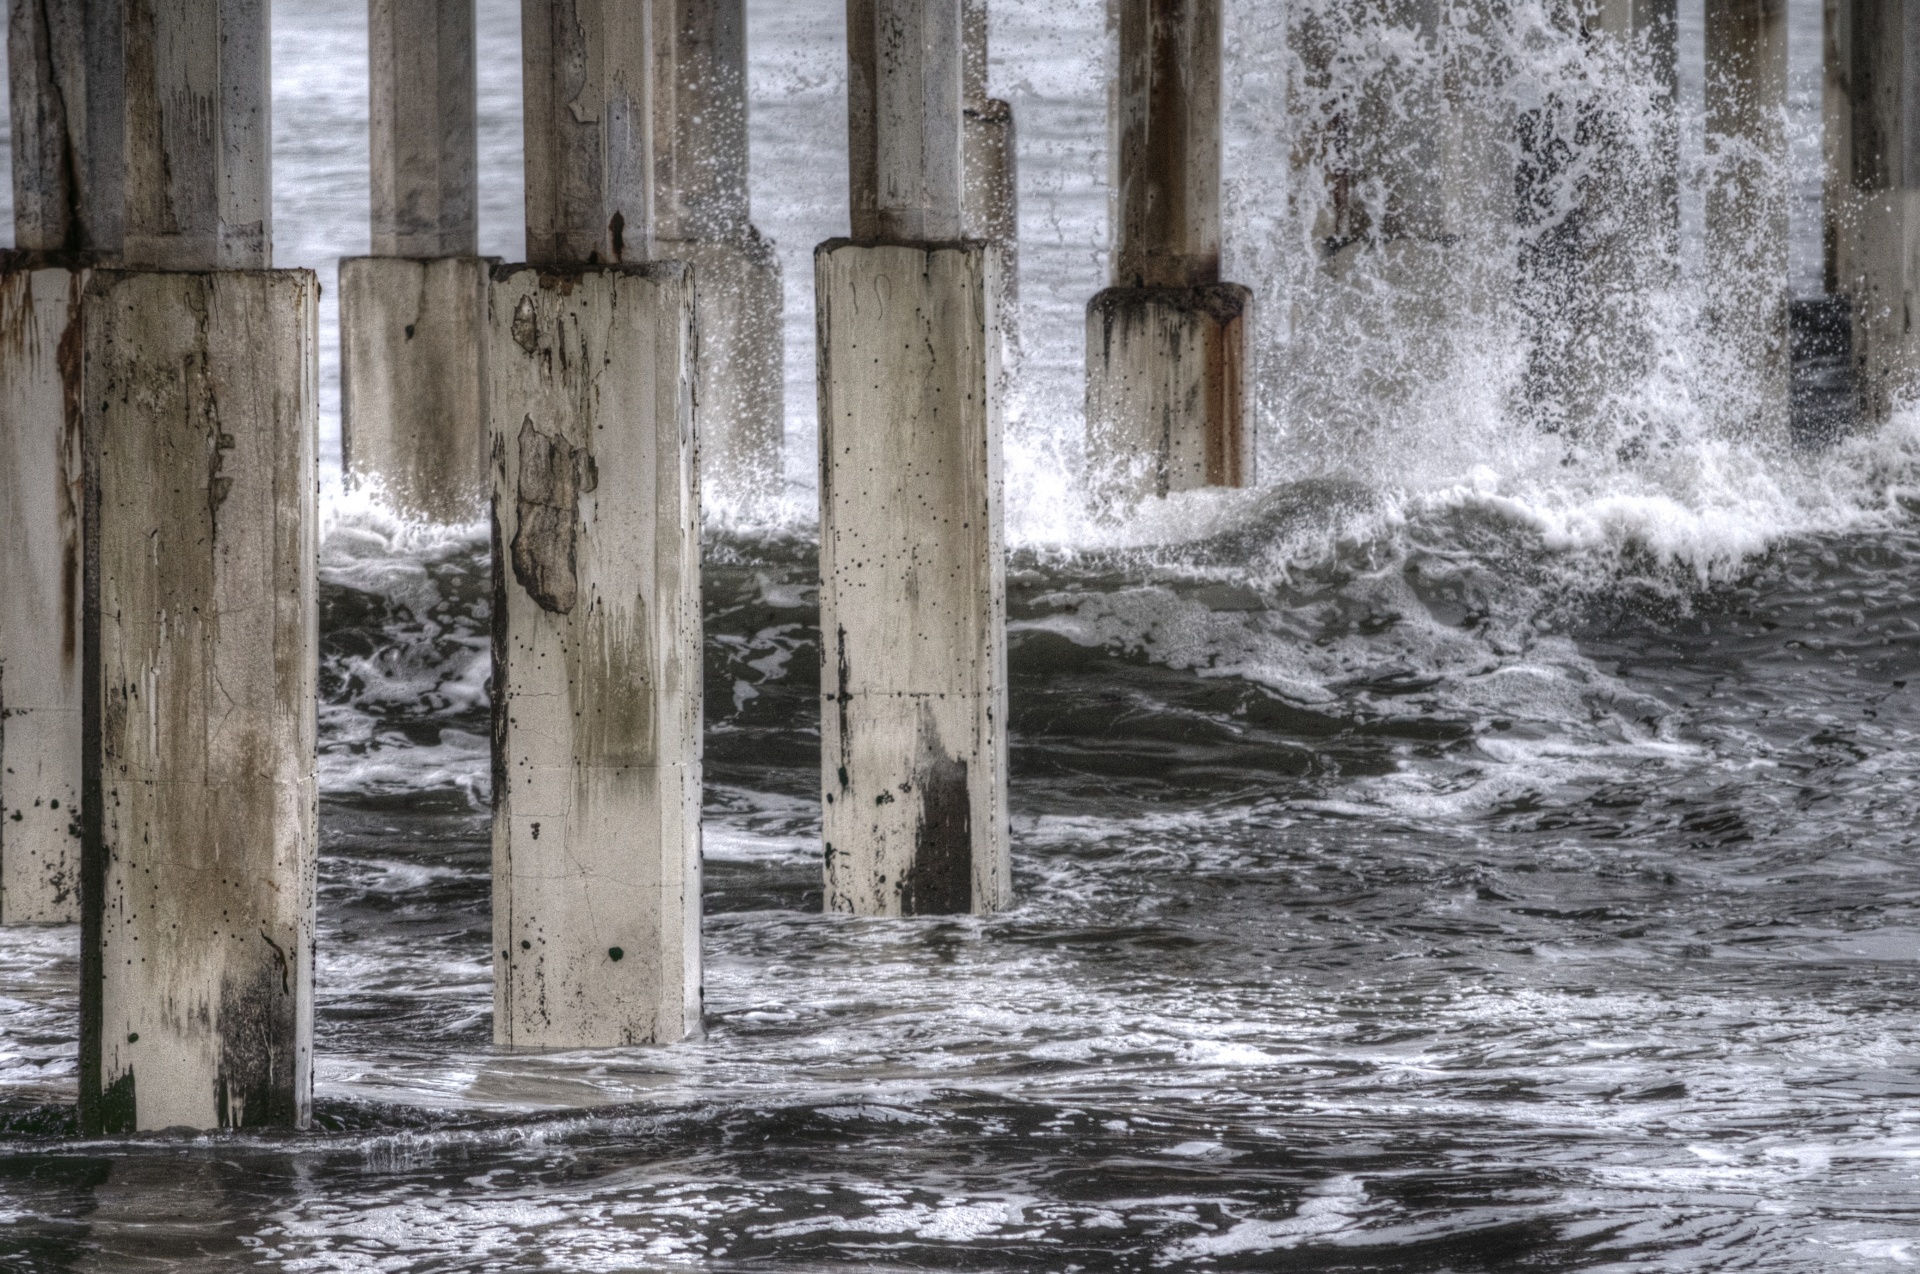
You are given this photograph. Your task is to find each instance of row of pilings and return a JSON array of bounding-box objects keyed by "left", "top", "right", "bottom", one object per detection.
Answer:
[{"left": 2, "top": 0, "right": 1917, "bottom": 1132}]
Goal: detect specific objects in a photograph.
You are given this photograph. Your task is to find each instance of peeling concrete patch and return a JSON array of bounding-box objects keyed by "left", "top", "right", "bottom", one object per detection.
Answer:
[{"left": 509, "top": 416, "right": 580, "bottom": 614}]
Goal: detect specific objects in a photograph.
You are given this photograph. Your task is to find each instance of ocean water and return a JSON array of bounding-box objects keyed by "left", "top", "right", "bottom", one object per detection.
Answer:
[{"left": 6, "top": 1, "right": 1920, "bottom": 1270}]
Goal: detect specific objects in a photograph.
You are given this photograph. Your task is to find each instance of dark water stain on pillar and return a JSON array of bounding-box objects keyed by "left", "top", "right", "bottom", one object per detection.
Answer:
[
  {"left": 214, "top": 950, "right": 297, "bottom": 1129},
  {"left": 900, "top": 705, "right": 972, "bottom": 915}
]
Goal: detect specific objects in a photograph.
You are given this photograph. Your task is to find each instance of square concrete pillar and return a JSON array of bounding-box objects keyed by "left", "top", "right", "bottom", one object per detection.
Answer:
[
  {"left": 816, "top": 240, "right": 1009, "bottom": 916},
  {"left": 0, "top": 262, "right": 85, "bottom": 924},
  {"left": 1086, "top": 282, "right": 1251, "bottom": 504},
  {"left": 961, "top": 0, "right": 1019, "bottom": 352},
  {"left": 81, "top": 268, "right": 319, "bottom": 1134},
  {"left": 340, "top": 255, "right": 493, "bottom": 523},
  {"left": 650, "top": 0, "right": 785, "bottom": 507},
  {"left": 964, "top": 97, "right": 1019, "bottom": 354},
  {"left": 488, "top": 263, "right": 702, "bottom": 1049}
]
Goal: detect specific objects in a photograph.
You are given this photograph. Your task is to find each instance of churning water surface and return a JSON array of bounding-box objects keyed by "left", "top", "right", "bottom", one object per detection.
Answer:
[{"left": 6, "top": 1, "right": 1920, "bottom": 1270}]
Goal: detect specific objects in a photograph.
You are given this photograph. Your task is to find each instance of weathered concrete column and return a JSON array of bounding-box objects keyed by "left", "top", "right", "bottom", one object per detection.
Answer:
[
  {"left": 652, "top": 0, "right": 784, "bottom": 508},
  {"left": 2, "top": 0, "right": 121, "bottom": 925},
  {"left": 341, "top": 0, "right": 491, "bottom": 524},
  {"left": 8, "top": 0, "right": 124, "bottom": 257},
  {"left": 489, "top": 0, "right": 703, "bottom": 1047},
  {"left": 81, "top": 269, "right": 319, "bottom": 1135},
  {"left": 847, "top": 0, "right": 965, "bottom": 241},
  {"left": 488, "top": 264, "right": 702, "bottom": 1048},
  {"left": 962, "top": 0, "right": 1019, "bottom": 352},
  {"left": 1833, "top": 1, "right": 1920, "bottom": 423},
  {"left": 77, "top": 0, "right": 319, "bottom": 1133},
  {"left": 1085, "top": 0, "right": 1250, "bottom": 504},
  {"left": 1704, "top": 0, "right": 1790, "bottom": 436},
  {"left": 523, "top": 0, "right": 654, "bottom": 265},
  {"left": 0, "top": 267, "right": 84, "bottom": 924},
  {"left": 817, "top": 242, "right": 1009, "bottom": 916},
  {"left": 120, "top": 0, "right": 271, "bottom": 270},
  {"left": 821, "top": 0, "right": 1009, "bottom": 916}
]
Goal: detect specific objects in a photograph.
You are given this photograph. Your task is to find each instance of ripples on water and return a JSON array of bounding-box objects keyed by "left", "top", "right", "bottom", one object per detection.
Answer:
[{"left": 7, "top": 0, "right": 1920, "bottom": 1270}]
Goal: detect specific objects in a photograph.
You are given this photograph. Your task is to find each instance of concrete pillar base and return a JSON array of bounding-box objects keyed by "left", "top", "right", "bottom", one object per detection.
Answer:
[
  {"left": 661, "top": 233, "right": 784, "bottom": 511},
  {"left": 488, "top": 263, "right": 702, "bottom": 1049},
  {"left": 81, "top": 268, "right": 319, "bottom": 1134},
  {"left": 815, "top": 240, "right": 1009, "bottom": 917},
  {"left": 1085, "top": 283, "right": 1251, "bottom": 504},
  {"left": 0, "top": 261, "right": 85, "bottom": 924},
  {"left": 340, "top": 255, "right": 493, "bottom": 523}
]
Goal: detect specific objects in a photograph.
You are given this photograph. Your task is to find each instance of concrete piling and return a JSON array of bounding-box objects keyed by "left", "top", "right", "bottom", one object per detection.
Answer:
[
  {"left": 821, "top": 0, "right": 1010, "bottom": 916},
  {"left": 488, "top": 265, "right": 702, "bottom": 1048},
  {"left": 120, "top": 0, "right": 272, "bottom": 271},
  {"left": 8, "top": 0, "right": 124, "bottom": 257},
  {"left": 652, "top": 0, "right": 785, "bottom": 508},
  {"left": 1704, "top": 0, "right": 1790, "bottom": 436},
  {"left": 847, "top": 0, "right": 966, "bottom": 242},
  {"left": 1085, "top": 0, "right": 1251, "bottom": 505},
  {"left": 0, "top": 266, "right": 85, "bottom": 924},
  {"left": 523, "top": 0, "right": 655, "bottom": 266},
  {"left": 961, "top": 0, "right": 1019, "bottom": 352},
  {"left": 81, "top": 269, "right": 319, "bottom": 1134},
  {"left": 2, "top": 0, "right": 122, "bottom": 925},
  {"left": 341, "top": 256, "right": 492, "bottom": 522},
  {"left": 73, "top": 0, "right": 320, "bottom": 1133},
  {"left": 490, "top": 0, "right": 704, "bottom": 1047},
  {"left": 341, "top": 0, "right": 491, "bottom": 524}
]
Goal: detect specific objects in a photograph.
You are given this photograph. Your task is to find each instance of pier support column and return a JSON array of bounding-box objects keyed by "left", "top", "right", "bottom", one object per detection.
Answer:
[
  {"left": 1834, "top": 1, "right": 1920, "bottom": 424},
  {"left": 341, "top": 0, "right": 490, "bottom": 523},
  {"left": 652, "top": 0, "right": 784, "bottom": 509},
  {"left": 824, "top": 0, "right": 1009, "bottom": 915},
  {"left": 962, "top": 0, "right": 1018, "bottom": 353},
  {"left": 3, "top": 0, "right": 122, "bottom": 925},
  {"left": 83, "top": 269, "right": 318, "bottom": 1134},
  {"left": 1705, "top": 0, "right": 1790, "bottom": 436},
  {"left": 491, "top": 0, "right": 703, "bottom": 1047},
  {"left": 79, "top": 0, "right": 319, "bottom": 1133},
  {"left": 1086, "top": 0, "right": 1251, "bottom": 505},
  {"left": 488, "top": 265, "right": 701, "bottom": 1048},
  {"left": 0, "top": 266, "right": 84, "bottom": 924}
]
